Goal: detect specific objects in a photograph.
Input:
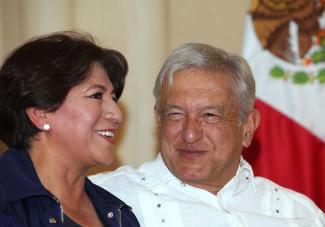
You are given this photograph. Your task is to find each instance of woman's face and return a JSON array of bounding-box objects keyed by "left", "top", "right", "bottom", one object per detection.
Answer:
[{"left": 46, "top": 63, "right": 122, "bottom": 169}]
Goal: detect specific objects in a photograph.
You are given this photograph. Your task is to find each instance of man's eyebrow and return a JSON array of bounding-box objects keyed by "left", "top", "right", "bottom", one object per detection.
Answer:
[
  {"left": 162, "top": 104, "right": 226, "bottom": 114},
  {"left": 164, "top": 104, "right": 181, "bottom": 109},
  {"left": 159, "top": 104, "right": 183, "bottom": 113},
  {"left": 202, "top": 105, "right": 226, "bottom": 112}
]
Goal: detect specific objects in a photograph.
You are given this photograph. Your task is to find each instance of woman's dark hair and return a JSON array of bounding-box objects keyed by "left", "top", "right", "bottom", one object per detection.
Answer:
[{"left": 0, "top": 31, "right": 128, "bottom": 149}]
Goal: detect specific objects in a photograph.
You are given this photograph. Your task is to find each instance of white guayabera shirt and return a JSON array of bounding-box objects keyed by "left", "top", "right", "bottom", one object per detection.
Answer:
[{"left": 90, "top": 154, "right": 325, "bottom": 227}]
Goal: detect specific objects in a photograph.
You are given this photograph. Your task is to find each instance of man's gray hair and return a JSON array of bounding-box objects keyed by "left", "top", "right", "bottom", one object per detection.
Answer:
[{"left": 153, "top": 43, "right": 256, "bottom": 124}]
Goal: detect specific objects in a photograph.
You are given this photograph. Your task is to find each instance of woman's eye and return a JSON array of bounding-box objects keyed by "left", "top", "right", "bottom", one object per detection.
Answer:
[
  {"left": 112, "top": 94, "right": 117, "bottom": 102},
  {"left": 89, "top": 92, "right": 103, "bottom": 100}
]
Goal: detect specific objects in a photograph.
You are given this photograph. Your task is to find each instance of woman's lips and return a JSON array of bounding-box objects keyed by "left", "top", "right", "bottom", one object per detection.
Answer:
[{"left": 96, "top": 129, "right": 116, "bottom": 144}]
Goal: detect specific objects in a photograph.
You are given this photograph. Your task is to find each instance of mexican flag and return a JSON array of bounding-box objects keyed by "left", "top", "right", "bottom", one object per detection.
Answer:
[{"left": 242, "top": 0, "right": 325, "bottom": 211}]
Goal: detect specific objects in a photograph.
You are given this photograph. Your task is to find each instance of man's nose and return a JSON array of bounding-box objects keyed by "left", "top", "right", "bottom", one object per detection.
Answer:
[{"left": 182, "top": 117, "right": 202, "bottom": 143}]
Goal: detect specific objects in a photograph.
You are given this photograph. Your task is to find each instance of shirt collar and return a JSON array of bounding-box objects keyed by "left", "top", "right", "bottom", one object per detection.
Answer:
[
  {"left": 138, "top": 153, "right": 174, "bottom": 188},
  {"left": 85, "top": 177, "right": 130, "bottom": 208},
  {"left": 0, "top": 148, "right": 49, "bottom": 201},
  {"left": 230, "top": 156, "right": 256, "bottom": 195},
  {"left": 138, "top": 153, "right": 256, "bottom": 194}
]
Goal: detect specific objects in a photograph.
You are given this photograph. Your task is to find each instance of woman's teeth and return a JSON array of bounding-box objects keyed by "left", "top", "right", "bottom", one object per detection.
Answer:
[{"left": 96, "top": 130, "right": 114, "bottom": 137}]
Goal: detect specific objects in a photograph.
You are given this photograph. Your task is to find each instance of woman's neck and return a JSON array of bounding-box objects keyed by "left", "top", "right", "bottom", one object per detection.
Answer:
[
  {"left": 28, "top": 139, "right": 104, "bottom": 226},
  {"left": 28, "top": 142, "right": 87, "bottom": 206}
]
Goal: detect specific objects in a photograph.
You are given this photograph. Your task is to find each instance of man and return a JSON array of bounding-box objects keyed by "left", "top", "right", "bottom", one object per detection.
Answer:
[{"left": 91, "top": 43, "right": 325, "bottom": 226}]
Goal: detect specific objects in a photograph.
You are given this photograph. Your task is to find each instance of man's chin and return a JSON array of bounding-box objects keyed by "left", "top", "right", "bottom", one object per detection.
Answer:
[{"left": 176, "top": 167, "right": 206, "bottom": 183}]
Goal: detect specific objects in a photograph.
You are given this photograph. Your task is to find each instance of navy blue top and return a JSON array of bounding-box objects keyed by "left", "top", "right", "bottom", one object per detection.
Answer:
[
  {"left": 63, "top": 214, "right": 81, "bottom": 227},
  {"left": 0, "top": 148, "right": 140, "bottom": 227}
]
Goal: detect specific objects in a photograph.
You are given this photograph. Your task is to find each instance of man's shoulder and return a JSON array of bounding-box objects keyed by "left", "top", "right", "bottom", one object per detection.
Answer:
[
  {"left": 90, "top": 155, "right": 165, "bottom": 190},
  {"left": 89, "top": 165, "right": 147, "bottom": 217},
  {"left": 254, "top": 176, "right": 325, "bottom": 219},
  {"left": 89, "top": 165, "right": 144, "bottom": 190},
  {"left": 254, "top": 177, "right": 314, "bottom": 202}
]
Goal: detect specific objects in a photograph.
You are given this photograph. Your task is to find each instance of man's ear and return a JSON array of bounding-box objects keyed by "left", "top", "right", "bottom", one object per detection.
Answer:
[
  {"left": 242, "top": 109, "right": 260, "bottom": 148},
  {"left": 25, "top": 107, "right": 49, "bottom": 130},
  {"left": 154, "top": 104, "right": 162, "bottom": 128}
]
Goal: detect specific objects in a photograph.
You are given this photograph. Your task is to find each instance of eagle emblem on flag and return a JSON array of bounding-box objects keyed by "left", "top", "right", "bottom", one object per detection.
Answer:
[{"left": 250, "top": 0, "right": 325, "bottom": 84}]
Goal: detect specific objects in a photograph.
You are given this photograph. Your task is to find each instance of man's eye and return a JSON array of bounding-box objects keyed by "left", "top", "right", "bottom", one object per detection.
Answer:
[
  {"left": 167, "top": 112, "right": 183, "bottom": 121},
  {"left": 203, "top": 112, "right": 222, "bottom": 123},
  {"left": 89, "top": 92, "right": 103, "bottom": 100},
  {"left": 205, "top": 113, "right": 216, "bottom": 117}
]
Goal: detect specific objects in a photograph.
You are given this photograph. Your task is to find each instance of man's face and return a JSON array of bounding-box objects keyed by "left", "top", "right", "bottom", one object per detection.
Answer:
[{"left": 155, "top": 69, "right": 257, "bottom": 192}]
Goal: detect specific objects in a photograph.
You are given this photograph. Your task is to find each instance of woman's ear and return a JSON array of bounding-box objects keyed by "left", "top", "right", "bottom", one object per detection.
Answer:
[
  {"left": 25, "top": 107, "right": 50, "bottom": 131},
  {"left": 242, "top": 109, "right": 260, "bottom": 148}
]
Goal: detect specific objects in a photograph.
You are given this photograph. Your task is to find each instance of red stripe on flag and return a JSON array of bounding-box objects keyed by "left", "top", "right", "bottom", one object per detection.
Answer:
[{"left": 243, "top": 99, "right": 325, "bottom": 211}]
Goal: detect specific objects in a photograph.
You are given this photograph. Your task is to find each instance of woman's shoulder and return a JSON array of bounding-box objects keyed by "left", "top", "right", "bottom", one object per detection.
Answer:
[
  {"left": 0, "top": 179, "right": 7, "bottom": 213},
  {"left": 85, "top": 178, "right": 141, "bottom": 227}
]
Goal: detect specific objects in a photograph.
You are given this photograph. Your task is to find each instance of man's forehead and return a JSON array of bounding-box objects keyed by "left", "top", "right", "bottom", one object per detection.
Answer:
[
  {"left": 166, "top": 70, "right": 231, "bottom": 90},
  {"left": 161, "top": 72, "right": 232, "bottom": 98}
]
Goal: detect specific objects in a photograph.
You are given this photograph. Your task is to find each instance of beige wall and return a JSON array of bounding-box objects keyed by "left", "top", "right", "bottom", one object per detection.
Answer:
[{"left": 0, "top": 0, "right": 249, "bottom": 170}]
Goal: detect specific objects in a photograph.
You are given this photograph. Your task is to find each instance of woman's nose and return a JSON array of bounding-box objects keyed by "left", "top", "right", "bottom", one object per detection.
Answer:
[{"left": 102, "top": 98, "right": 123, "bottom": 126}]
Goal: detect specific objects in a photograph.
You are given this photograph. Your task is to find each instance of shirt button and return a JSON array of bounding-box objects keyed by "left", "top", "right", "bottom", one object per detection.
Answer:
[
  {"left": 49, "top": 217, "right": 57, "bottom": 223},
  {"left": 107, "top": 211, "right": 114, "bottom": 219}
]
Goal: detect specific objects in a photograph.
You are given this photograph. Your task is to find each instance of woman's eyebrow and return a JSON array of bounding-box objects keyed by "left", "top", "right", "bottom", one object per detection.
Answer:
[{"left": 82, "top": 84, "right": 107, "bottom": 93}]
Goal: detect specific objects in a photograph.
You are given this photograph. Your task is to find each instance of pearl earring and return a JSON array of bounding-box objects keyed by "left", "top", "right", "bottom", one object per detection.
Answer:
[{"left": 43, "top": 123, "right": 51, "bottom": 131}]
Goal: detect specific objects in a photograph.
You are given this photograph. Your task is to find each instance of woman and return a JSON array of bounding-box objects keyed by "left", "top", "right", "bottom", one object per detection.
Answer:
[{"left": 0, "top": 31, "right": 140, "bottom": 227}]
